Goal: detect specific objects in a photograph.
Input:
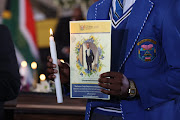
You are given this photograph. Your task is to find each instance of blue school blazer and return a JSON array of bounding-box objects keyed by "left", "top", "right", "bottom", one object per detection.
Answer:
[{"left": 85, "top": 0, "right": 180, "bottom": 120}]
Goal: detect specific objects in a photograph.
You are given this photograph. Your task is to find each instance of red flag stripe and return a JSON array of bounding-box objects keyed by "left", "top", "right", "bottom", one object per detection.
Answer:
[
  {"left": 25, "top": 0, "right": 37, "bottom": 46},
  {"left": 19, "top": 0, "right": 39, "bottom": 60}
]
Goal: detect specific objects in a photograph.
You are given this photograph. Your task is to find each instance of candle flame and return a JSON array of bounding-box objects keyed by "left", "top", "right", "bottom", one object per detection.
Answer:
[{"left": 50, "top": 28, "right": 53, "bottom": 36}]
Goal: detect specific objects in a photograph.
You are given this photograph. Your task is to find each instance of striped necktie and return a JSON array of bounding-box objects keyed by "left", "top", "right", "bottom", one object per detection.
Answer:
[{"left": 113, "top": 0, "right": 123, "bottom": 21}]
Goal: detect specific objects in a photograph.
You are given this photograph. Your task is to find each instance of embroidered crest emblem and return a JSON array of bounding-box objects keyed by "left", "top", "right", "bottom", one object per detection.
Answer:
[{"left": 137, "top": 39, "right": 157, "bottom": 62}]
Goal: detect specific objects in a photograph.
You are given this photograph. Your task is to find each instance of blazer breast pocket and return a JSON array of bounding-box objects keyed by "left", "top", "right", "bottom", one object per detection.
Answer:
[{"left": 132, "top": 38, "right": 161, "bottom": 68}]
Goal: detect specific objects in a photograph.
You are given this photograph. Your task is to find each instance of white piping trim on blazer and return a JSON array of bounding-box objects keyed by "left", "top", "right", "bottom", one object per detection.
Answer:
[
  {"left": 87, "top": 100, "right": 125, "bottom": 120},
  {"left": 87, "top": 101, "right": 92, "bottom": 120},
  {"left": 120, "top": 103, "right": 125, "bottom": 120},
  {"left": 118, "top": 0, "right": 155, "bottom": 72},
  {"left": 95, "top": 0, "right": 106, "bottom": 20}
]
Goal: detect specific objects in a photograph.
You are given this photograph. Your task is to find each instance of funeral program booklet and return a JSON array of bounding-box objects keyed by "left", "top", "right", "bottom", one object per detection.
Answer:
[{"left": 70, "top": 20, "right": 111, "bottom": 100}]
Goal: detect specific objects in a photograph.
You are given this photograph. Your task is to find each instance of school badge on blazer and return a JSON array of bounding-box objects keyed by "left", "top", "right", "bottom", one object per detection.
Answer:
[{"left": 137, "top": 39, "right": 157, "bottom": 62}]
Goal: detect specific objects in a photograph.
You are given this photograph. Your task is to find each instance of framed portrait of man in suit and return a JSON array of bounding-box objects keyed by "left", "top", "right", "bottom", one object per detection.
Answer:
[{"left": 78, "top": 42, "right": 99, "bottom": 74}]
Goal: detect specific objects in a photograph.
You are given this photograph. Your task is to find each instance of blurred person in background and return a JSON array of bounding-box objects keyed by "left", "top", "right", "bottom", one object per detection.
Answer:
[
  {"left": 54, "top": 6, "right": 84, "bottom": 63},
  {"left": 0, "top": 25, "right": 20, "bottom": 120}
]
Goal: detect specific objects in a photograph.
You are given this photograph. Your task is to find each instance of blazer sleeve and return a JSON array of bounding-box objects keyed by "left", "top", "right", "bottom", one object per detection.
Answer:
[
  {"left": 0, "top": 25, "right": 21, "bottom": 102},
  {"left": 134, "top": 0, "right": 180, "bottom": 109}
]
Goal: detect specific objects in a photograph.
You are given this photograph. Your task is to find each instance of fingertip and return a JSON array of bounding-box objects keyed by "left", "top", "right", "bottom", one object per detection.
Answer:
[
  {"left": 49, "top": 58, "right": 53, "bottom": 62},
  {"left": 54, "top": 69, "right": 58, "bottom": 73},
  {"left": 99, "top": 73, "right": 103, "bottom": 78},
  {"left": 100, "top": 89, "right": 104, "bottom": 92},
  {"left": 48, "top": 75, "right": 51, "bottom": 79},
  {"left": 100, "top": 72, "right": 108, "bottom": 77},
  {"left": 53, "top": 64, "right": 56, "bottom": 68},
  {"left": 52, "top": 75, "right": 56, "bottom": 78},
  {"left": 46, "top": 62, "right": 50, "bottom": 67}
]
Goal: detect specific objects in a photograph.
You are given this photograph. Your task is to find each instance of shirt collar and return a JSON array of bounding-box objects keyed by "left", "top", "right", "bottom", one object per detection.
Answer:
[{"left": 112, "top": 0, "right": 136, "bottom": 13}]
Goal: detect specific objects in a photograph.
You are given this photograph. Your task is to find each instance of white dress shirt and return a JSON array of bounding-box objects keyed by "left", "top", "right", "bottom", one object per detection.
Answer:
[{"left": 87, "top": 49, "right": 90, "bottom": 57}]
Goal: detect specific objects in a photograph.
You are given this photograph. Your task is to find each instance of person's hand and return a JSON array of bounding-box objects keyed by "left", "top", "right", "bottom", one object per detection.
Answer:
[
  {"left": 98, "top": 72, "right": 130, "bottom": 98},
  {"left": 46, "top": 56, "right": 70, "bottom": 84}
]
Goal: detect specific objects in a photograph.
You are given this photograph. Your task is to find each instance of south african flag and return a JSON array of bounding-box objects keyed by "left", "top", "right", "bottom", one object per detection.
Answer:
[{"left": 2, "top": 0, "right": 39, "bottom": 89}]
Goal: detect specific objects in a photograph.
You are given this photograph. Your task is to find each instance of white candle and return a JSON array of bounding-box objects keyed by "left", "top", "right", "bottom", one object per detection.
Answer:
[{"left": 49, "top": 28, "right": 63, "bottom": 103}]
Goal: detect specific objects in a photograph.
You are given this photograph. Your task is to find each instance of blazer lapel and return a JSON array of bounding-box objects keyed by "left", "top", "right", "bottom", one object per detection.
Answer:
[
  {"left": 119, "top": 0, "right": 154, "bottom": 71},
  {"left": 95, "top": 0, "right": 112, "bottom": 20}
]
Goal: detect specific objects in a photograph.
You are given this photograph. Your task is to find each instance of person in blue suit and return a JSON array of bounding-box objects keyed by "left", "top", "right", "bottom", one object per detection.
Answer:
[{"left": 47, "top": 0, "right": 180, "bottom": 119}]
